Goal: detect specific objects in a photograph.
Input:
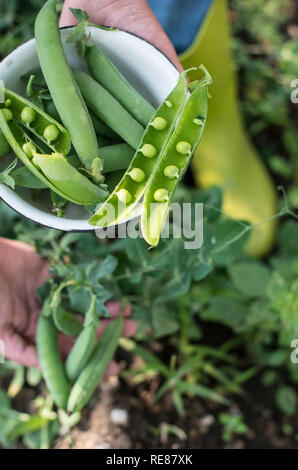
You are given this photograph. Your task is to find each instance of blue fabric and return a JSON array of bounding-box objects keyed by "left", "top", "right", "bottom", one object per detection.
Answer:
[{"left": 148, "top": 0, "right": 214, "bottom": 54}]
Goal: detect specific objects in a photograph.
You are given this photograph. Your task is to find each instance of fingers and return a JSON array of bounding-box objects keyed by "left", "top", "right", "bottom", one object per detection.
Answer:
[
  {"left": 0, "top": 325, "right": 39, "bottom": 368},
  {"left": 96, "top": 317, "right": 136, "bottom": 339},
  {"left": 98, "top": 301, "right": 136, "bottom": 337},
  {"left": 105, "top": 301, "right": 132, "bottom": 318},
  {"left": 59, "top": 0, "right": 183, "bottom": 72},
  {"left": 103, "top": 1, "right": 184, "bottom": 73},
  {"left": 104, "top": 360, "right": 119, "bottom": 377}
]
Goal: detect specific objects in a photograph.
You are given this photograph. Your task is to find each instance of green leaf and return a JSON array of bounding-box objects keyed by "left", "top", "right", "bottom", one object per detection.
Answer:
[
  {"left": 201, "top": 297, "right": 248, "bottom": 333},
  {"left": 228, "top": 261, "right": 270, "bottom": 297},
  {"left": 265, "top": 349, "right": 288, "bottom": 367},
  {"left": 0, "top": 389, "right": 11, "bottom": 411},
  {"left": 69, "top": 7, "right": 89, "bottom": 23},
  {"left": 124, "top": 238, "right": 148, "bottom": 267},
  {"left": 158, "top": 272, "right": 191, "bottom": 301},
  {"left": 212, "top": 219, "right": 250, "bottom": 266},
  {"left": 7, "top": 415, "right": 49, "bottom": 440},
  {"left": 177, "top": 381, "right": 229, "bottom": 405},
  {"left": 275, "top": 386, "right": 297, "bottom": 416},
  {"left": 261, "top": 370, "right": 278, "bottom": 386},
  {"left": 86, "top": 255, "right": 118, "bottom": 282},
  {"left": 68, "top": 286, "right": 92, "bottom": 314},
  {"left": 192, "top": 260, "right": 213, "bottom": 281},
  {"left": 277, "top": 220, "right": 298, "bottom": 255},
  {"left": 0, "top": 172, "right": 15, "bottom": 189},
  {"left": 152, "top": 305, "right": 179, "bottom": 338},
  {"left": 0, "top": 157, "right": 18, "bottom": 189}
]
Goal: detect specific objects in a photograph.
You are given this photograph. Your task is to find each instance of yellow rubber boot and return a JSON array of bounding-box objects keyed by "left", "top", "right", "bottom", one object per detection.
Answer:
[{"left": 180, "top": 0, "right": 277, "bottom": 257}]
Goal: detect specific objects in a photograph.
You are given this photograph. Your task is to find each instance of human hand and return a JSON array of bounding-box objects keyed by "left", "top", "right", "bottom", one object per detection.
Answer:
[
  {"left": 60, "top": 0, "right": 183, "bottom": 72},
  {"left": 0, "top": 238, "right": 135, "bottom": 369}
]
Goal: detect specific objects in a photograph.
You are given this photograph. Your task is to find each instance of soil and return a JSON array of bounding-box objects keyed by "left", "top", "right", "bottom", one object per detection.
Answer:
[{"left": 52, "top": 351, "right": 298, "bottom": 450}]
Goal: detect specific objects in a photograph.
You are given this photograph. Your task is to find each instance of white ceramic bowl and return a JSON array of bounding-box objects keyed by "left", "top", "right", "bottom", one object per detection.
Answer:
[{"left": 0, "top": 26, "right": 179, "bottom": 231}]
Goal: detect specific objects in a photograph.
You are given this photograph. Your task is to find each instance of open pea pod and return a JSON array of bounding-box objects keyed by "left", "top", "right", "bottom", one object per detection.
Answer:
[
  {"left": 0, "top": 112, "right": 108, "bottom": 205},
  {"left": 141, "top": 66, "right": 211, "bottom": 246},
  {"left": 0, "top": 87, "right": 71, "bottom": 155},
  {"left": 88, "top": 72, "right": 189, "bottom": 227},
  {"left": 0, "top": 129, "right": 10, "bottom": 157},
  {"left": 10, "top": 166, "right": 47, "bottom": 189}
]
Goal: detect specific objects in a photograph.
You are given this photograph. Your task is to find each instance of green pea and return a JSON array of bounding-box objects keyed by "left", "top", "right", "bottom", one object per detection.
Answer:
[
  {"left": 140, "top": 143, "right": 157, "bottom": 158},
  {"left": 117, "top": 189, "right": 132, "bottom": 204},
  {"left": 129, "top": 168, "right": 145, "bottom": 182},
  {"left": 2, "top": 108, "right": 13, "bottom": 122},
  {"left": 22, "top": 142, "right": 36, "bottom": 158},
  {"left": 141, "top": 64, "right": 211, "bottom": 247},
  {"left": 5, "top": 99, "right": 11, "bottom": 107},
  {"left": 164, "top": 165, "right": 179, "bottom": 179},
  {"left": 193, "top": 118, "right": 203, "bottom": 126},
  {"left": 21, "top": 106, "right": 36, "bottom": 125},
  {"left": 151, "top": 117, "right": 167, "bottom": 130},
  {"left": 176, "top": 141, "right": 191, "bottom": 155},
  {"left": 165, "top": 100, "right": 173, "bottom": 108},
  {"left": 44, "top": 124, "right": 59, "bottom": 142},
  {"left": 154, "top": 188, "right": 169, "bottom": 202},
  {"left": 89, "top": 71, "right": 189, "bottom": 228}
]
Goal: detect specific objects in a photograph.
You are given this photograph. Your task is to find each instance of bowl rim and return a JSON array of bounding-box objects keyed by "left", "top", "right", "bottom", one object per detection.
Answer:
[{"left": 0, "top": 24, "right": 180, "bottom": 233}]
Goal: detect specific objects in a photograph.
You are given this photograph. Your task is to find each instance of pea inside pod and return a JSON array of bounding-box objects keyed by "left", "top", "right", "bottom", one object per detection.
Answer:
[
  {"left": 0, "top": 111, "right": 108, "bottom": 205},
  {"left": 88, "top": 72, "right": 189, "bottom": 228},
  {"left": 0, "top": 87, "right": 71, "bottom": 155},
  {"left": 141, "top": 66, "right": 211, "bottom": 246}
]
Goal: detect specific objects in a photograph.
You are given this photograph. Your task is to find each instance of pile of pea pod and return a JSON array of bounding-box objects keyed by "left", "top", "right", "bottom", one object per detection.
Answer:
[
  {"left": 0, "top": 0, "right": 211, "bottom": 245},
  {"left": 0, "top": 0, "right": 212, "bottom": 412}
]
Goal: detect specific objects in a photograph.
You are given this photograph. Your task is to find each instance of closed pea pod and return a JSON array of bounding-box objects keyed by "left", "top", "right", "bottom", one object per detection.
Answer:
[
  {"left": 65, "top": 296, "right": 98, "bottom": 383},
  {"left": 67, "top": 316, "right": 123, "bottom": 413},
  {"left": 36, "top": 315, "right": 70, "bottom": 410},
  {"left": 73, "top": 70, "right": 145, "bottom": 150},
  {"left": 85, "top": 44, "right": 155, "bottom": 126},
  {"left": 65, "top": 324, "right": 97, "bottom": 383},
  {"left": 35, "top": 0, "right": 99, "bottom": 170},
  {"left": 141, "top": 66, "right": 211, "bottom": 246},
  {"left": 0, "top": 87, "right": 71, "bottom": 155},
  {"left": 89, "top": 110, "right": 120, "bottom": 140},
  {"left": 88, "top": 72, "right": 189, "bottom": 228},
  {"left": 100, "top": 144, "right": 135, "bottom": 173}
]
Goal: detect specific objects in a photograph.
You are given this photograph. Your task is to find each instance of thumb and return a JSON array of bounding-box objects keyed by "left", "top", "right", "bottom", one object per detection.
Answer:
[
  {"left": 59, "top": 0, "right": 183, "bottom": 73},
  {"left": 0, "top": 324, "right": 39, "bottom": 368}
]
